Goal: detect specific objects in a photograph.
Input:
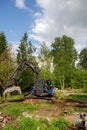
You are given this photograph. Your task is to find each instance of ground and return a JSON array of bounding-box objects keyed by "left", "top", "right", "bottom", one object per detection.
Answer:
[
  {"left": 0, "top": 89, "right": 87, "bottom": 130},
  {"left": 23, "top": 98, "right": 81, "bottom": 130}
]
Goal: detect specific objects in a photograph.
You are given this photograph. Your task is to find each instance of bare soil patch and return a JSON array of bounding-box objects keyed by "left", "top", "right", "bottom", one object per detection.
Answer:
[{"left": 0, "top": 112, "right": 18, "bottom": 130}]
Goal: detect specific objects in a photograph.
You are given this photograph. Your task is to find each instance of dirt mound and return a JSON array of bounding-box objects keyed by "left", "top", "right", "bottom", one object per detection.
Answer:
[{"left": 24, "top": 98, "right": 48, "bottom": 104}]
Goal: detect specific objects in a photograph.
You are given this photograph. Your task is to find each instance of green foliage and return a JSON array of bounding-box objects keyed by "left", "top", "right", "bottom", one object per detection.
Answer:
[
  {"left": 17, "top": 32, "right": 36, "bottom": 63},
  {"left": 16, "top": 32, "right": 37, "bottom": 92},
  {"left": 0, "top": 32, "right": 87, "bottom": 97},
  {"left": 83, "top": 86, "right": 87, "bottom": 92},
  {"left": 51, "top": 35, "right": 77, "bottom": 89},
  {"left": 4, "top": 95, "right": 24, "bottom": 101},
  {"left": 17, "top": 68, "right": 34, "bottom": 92},
  {"left": 18, "top": 118, "right": 37, "bottom": 130},
  {"left": 78, "top": 47, "right": 87, "bottom": 70},
  {"left": 3, "top": 118, "right": 49, "bottom": 130},
  {"left": 18, "top": 117, "right": 49, "bottom": 130},
  {"left": 38, "top": 42, "right": 53, "bottom": 79},
  {"left": 0, "top": 32, "right": 8, "bottom": 88},
  {"left": 66, "top": 69, "right": 87, "bottom": 89},
  {"left": 48, "top": 117, "right": 70, "bottom": 130},
  {"left": 0, "top": 46, "right": 16, "bottom": 88},
  {"left": 3, "top": 125, "right": 16, "bottom": 130},
  {"left": 3, "top": 117, "right": 70, "bottom": 130},
  {"left": 0, "top": 32, "right": 7, "bottom": 55}
]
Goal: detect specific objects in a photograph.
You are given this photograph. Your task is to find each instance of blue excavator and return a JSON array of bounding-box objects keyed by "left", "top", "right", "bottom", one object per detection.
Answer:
[{"left": 6, "top": 59, "right": 54, "bottom": 98}]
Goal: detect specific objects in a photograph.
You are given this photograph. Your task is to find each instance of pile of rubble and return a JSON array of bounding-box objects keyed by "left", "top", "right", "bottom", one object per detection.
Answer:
[{"left": 0, "top": 112, "right": 18, "bottom": 129}]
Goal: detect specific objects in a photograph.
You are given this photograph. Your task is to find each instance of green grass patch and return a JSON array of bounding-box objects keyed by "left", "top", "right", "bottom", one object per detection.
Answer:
[
  {"left": 74, "top": 107, "right": 87, "bottom": 113},
  {"left": 1, "top": 103, "right": 50, "bottom": 118},
  {"left": 65, "top": 94, "right": 87, "bottom": 103},
  {"left": 3, "top": 117, "right": 70, "bottom": 130},
  {"left": 48, "top": 117, "right": 70, "bottom": 130},
  {"left": 4, "top": 95, "right": 24, "bottom": 101},
  {"left": 54, "top": 90, "right": 63, "bottom": 96},
  {"left": 73, "top": 88, "right": 86, "bottom": 93}
]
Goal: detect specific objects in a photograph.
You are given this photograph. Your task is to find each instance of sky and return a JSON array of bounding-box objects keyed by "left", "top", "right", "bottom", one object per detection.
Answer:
[{"left": 0, "top": 0, "right": 87, "bottom": 54}]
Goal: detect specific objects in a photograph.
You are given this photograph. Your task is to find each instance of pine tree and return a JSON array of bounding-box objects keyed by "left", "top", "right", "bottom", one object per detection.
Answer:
[
  {"left": 0, "top": 32, "right": 7, "bottom": 55},
  {"left": 17, "top": 32, "right": 36, "bottom": 63}
]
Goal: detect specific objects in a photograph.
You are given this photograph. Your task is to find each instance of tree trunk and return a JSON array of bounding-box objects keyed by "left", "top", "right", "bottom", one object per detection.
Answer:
[
  {"left": 62, "top": 77, "right": 65, "bottom": 89},
  {"left": 60, "top": 76, "right": 65, "bottom": 89}
]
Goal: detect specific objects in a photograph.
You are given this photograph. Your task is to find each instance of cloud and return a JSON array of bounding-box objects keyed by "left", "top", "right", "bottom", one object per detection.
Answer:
[
  {"left": 8, "top": 41, "right": 19, "bottom": 58},
  {"left": 30, "top": 0, "right": 87, "bottom": 52},
  {"left": 15, "top": 0, "right": 26, "bottom": 9}
]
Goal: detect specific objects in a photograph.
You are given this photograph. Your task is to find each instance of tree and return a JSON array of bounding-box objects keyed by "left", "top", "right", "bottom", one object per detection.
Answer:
[
  {"left": 0, "top": 32, "right": 7, "bottom": 55},
  {"left": 16, "top": 32, "right": 37, "bottom": 91},
  {"left": 17, "top": 32, "right": 36, "bottom": 63},
  {"left": 51, "top": 35, "right": 77, "bottom": 89},
  {"left": 0, "top": 33, "right": 15, "bottom": 96},
  {"left": 38, "top": 42, "right": 53, "bottom": 79},
  {"left": 78, "top": 47, "right": 87, "bottom": 70},
  {"left": 17, "top": 68, "right": 35, "bottom": 92},
  {"left": 0, "top": 46, "right": 16, "bottom": 88}
]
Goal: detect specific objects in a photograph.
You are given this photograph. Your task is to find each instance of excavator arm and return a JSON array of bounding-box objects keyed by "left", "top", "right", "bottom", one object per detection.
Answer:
[{"left": 6, "top": 59, "right": 40, "bottom": 90}]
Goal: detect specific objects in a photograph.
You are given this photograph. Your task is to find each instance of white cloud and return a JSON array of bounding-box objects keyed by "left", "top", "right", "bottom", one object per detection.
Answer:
[
  {"left": 15, "top": 0, "right": 26, "bottom": 9},
  {"left": 8, "top": 41, "right": 19, "bottom": 58},
  {"left": 30, "top": 0, "right": 87, "bottom": 52}
]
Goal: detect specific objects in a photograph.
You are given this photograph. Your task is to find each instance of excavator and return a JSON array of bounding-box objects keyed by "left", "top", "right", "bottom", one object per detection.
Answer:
[{"left": 5, "top": 59, "right": 54, "bottom": 98}]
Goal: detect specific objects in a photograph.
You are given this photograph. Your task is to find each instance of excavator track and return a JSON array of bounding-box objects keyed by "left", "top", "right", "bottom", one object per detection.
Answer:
[{"left": 24, "top": 94, "right": 56, "bottom": 103}]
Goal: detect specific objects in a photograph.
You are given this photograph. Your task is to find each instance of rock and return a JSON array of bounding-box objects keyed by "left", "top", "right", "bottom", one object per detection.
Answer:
[
  {"left": 63, "top": 110, "right": 68, "bottom": 115},
  {"left": 35, "top": 115, "right": 40, "bottom": 119},
  {"left": 3, "top": 118, "right": 8, "bottom": 124},
  {"left": 0, "top": 112, "right": 2, "bottom": 115},
  {"left": 22, "top": 112, "right": 32, "bottom": 118},
  {"left": 17, "top": 116, "right": 21, "bottom": 121},
  {"left": 46, "top": 117, "right": 51, "bottom": 123},
  {"left": 0, "top": 116, "right": 4, "bottom": 122},
  {"left": 37, "top": 126, "right": 40, "bottom": 130},
  {"left": 37, "top": 127, "right": 40, "bottom": 130}
]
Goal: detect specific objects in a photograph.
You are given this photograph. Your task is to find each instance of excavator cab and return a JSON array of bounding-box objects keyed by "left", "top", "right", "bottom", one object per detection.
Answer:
[{"left": 32, "top": 79, "right": 54, "bottom": 96}]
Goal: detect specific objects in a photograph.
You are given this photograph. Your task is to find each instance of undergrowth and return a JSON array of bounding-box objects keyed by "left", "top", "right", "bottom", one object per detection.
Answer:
[{"left": 3, "top": 117, "right": 70, "bottom": 130}]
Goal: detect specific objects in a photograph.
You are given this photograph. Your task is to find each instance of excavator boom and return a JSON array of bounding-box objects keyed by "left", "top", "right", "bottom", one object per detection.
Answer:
[{"left": 6, "top": 59, "right": 40, "bottom": 90}]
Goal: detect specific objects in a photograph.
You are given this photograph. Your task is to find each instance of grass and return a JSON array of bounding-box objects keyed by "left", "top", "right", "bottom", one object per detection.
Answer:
[
  {"left": 0, "top": 95, "right": 24, "bottom": 104},
  {"left": 75, "top": 107, "right": 87, "bottom": 113},
  {"left": 73, "top": 88, "right": 87, "bottom": 93},
  {"left": 4, "top": 95, "right": 24, "bottom": 101},
  {"left": 65, "top": 94, "right": 87, "bottom": 103},
  {"left": 1, "top": 95, "right": 70, "bottom": 130},
  {"left": 3, "top": 117, "right": 70, "bottom": 130},
  {"left": 65, "top": 93, "right": 87, "bottom": 113},
  {"left": 0, "top": 102, "right": 50, "bottom": 118},
  {"left": 1, "top": 90, "right": 87, "bottom": 130}
]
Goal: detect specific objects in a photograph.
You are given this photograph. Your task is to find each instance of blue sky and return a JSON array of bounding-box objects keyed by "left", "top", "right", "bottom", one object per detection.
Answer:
[
  {"left": 0, "top": 0, "right": 40, "bottom": 43},
  {"left": 0, "top": 0, "right": 87, "bottom": 53}
]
